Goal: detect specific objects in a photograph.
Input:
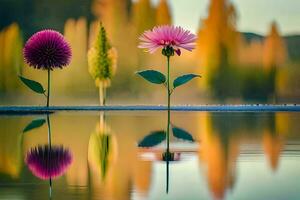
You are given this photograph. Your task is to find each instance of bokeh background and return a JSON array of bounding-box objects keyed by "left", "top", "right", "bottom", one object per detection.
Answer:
[{"left": 0, "top": 0, "right": 300, "bottom": 105}]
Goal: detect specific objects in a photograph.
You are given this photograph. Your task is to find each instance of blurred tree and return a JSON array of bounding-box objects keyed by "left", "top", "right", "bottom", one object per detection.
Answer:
[
  {"left": 156, "top": 0, "right": 172, "bottom": 25},
  {"left": 208, "top": 44, "right": 241, "bottom": 100},
  {"left": 59, "top": 18, "right": 95, "bottom": 95},
  {"left": 263, "top": 22, "right": 287, "bottom": 102},
  {"left": 196, "top": 0, "right": 241, "bottom": 100},
  {"left": 237, "top": 38, "right": 264, "bottom": 66},
  {"left": 276, "top": 64, "right": 300, "bottom": 102},
  {"left": 196, "top": 0, "right": 239, "bottom": 69},
  {"left": 263, "top": 22, "right": 287, "bottom": 69},
  {"left": 0, "top": 0, "right": 93, "bottom": 39},
  {"left": 0, "top": 23, "right": 23, "bottom": 93},
  {"left": 132, "top": 0, "right": 156, "bottom": 35},
  {"left": 284, "top": 35, "right": 300, "bottom": 63},
  {"left": 92, "top": 0, "right": 130, "bottom": 42},
  {"left": 241, "top": 68, "right": 273, "bottom": 102}
]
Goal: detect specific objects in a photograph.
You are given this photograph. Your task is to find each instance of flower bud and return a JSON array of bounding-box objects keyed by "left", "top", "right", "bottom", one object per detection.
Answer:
[{"left": 162, "top": 46, "right": 175, "bottom": 57}]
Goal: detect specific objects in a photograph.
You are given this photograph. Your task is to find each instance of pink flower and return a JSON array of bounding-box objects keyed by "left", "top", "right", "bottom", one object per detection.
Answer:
[{"left": 138, "top": 25, "right": 197, "bottom": 56}]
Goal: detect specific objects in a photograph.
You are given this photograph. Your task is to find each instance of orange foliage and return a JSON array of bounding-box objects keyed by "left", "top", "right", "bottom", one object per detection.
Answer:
[
  {"left": 156, "top": 0, "right": 172, "bottom": 25},
  {"left": 263, "top": 22, "right": 288, "bottom": 69}
]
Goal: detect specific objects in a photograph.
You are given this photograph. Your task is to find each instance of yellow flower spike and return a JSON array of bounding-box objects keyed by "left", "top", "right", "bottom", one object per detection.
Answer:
[{"left": 88, "top": 23, "right": 118, "bottom": 105}]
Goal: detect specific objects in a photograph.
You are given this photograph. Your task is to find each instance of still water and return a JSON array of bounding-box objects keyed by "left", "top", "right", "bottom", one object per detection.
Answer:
[{"left": 0, "top": 111, "right": 299, "bottom": 200}]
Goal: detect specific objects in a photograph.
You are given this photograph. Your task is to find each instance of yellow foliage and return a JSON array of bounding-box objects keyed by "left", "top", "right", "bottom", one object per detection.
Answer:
[
  {"left": 196, "top": 0, "right": 239, "bottom": 87},
  {"left": 0, "top": 23, "right": 23, "bottom": 92},
  {"left": 132, "top": 0, "right": 156, "bottom": 35},
  {"left": 156, "top": 0, "right": 172, "bottom": 25}
]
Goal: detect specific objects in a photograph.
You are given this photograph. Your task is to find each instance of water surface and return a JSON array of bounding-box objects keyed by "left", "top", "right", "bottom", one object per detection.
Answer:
[{"left": 0, "top": 111, "right": 299, "bottom": 200}]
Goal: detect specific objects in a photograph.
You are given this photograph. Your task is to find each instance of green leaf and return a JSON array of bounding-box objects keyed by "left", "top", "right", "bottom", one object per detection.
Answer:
[
  {"left": 19, "top": 76, "right": 45, "bottom": 94},
  {"left": 136, "top": 70, "right": 166, "bottom": 84},
  {"left": 138, "top": 130, "right": 166, "bottom": 147},
  {"left": 172, "top": 126, "right": 194, "bottom": 142},
  {"left": 23, "top": 119, "right": 46, "bottom": 133},
  {"left": 173, "top": 74, "right": 201, "bottom": 89}
]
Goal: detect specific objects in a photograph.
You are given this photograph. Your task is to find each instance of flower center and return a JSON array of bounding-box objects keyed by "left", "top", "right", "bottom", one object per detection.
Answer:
[
  {"left": 160, "top": 40, "right": 176, "bottom": 47},
  {"left": 45, "top": 47, "right": 55, "bottom": 57}
]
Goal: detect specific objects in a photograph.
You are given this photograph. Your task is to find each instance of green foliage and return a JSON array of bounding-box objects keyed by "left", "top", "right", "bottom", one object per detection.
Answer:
[
  {"left": 241, "top": 68, "right": 276, "bottom": 102},
  {"left": 208, "top": 66, "right": 241, "bottom": 101},
  {"left": 207, "top": 45, "right": 241, "bottom": 100},
  {"left": 19, "top": 76, "right": 45, "bottom": 94},
  {"left": 23, "top": 118, "right": 46, "bottom": 133},
  {"left": 173, "top": 74, "right": 201, "bottom": 89},
  {"left": 0, "top": 0, "right": 92, "bottom": 39},
  {"left": 136, "top": 70, "right": 166, "bottom": 84},
  {"left": 284, "top": 35, "right": 300, "bottom": 62},
  {"left": 208, "top": 65, "right": 277, "bottom": 102},
  {"left": 138, "top": 130, "right": 166, "bottom": 147},
  {"left": 172, "top": 126, "right": 194, "bottom": 142},
  {"left": 276, "top": 63, "right": 300, "bottom": 98}
]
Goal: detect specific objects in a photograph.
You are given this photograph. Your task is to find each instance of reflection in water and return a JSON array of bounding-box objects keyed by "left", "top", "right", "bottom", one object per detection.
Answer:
[
  {"left": 0, "top": 118, "right": 23, "bottom": 178},
  {"left": 88, "top": 113, "right": 117, "bottom": 182},
  {"left": 263, "top": 115, "right": 284, "bottom": 171},
  {"left": 197, "top": 112, "right": 292, "bottom": 199},
  {"left": 138, "top": 106, "right": 196, "bottom": 194},
  {"left": 263, "top": 130, "right": 283, "bottom": 171},
  {"left": 198, "top": 113, "right": 239, "bottom": 200},
  {"left": 25, "top": 145, "right": 72, "bottom": 180},
  {"left": 0, "top": 112, "right": 300, "bottom": 199},
  {"left": 24, "top": 114, "right": 73, "bottom": 199},
  {"left": 88, "top": 112, "right": 154, "bottom": 200}
]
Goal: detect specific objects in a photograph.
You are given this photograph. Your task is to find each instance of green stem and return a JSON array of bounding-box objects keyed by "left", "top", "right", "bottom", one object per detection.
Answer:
[
  {"left": 46, "top": 114, "right": 52, "bottom": 199},
  {"left": 99, "top": 82, "right": 106, "bottom": 106},
  {"left": 47, "top": 69, "right": 51, "bottom": 107},
  {"left": 166, "top": 56, "right": 171, "bottom": 193},
  {"left": 104, "top": 86, "right": 106, "bottom": 106},
  {"left": 166, "top": 56, "right": 171, "bottom": 152},
  {"left": 166, "top": 158, "right": 169, "bottom": 193},
  {"left": 46, "top": 114, "right": 52, "bottom": 150}
]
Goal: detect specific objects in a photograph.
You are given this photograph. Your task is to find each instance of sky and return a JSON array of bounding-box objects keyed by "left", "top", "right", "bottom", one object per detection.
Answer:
[{"left": 151, "top": 0, "right": 300, "bottom": 36}]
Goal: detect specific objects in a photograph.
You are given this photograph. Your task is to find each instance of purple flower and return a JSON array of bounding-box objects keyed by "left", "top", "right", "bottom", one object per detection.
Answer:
[
  {"left": 25, "top": 145, "right": 73, "bottom": 180},
  {"left": 23, "top": 30, "right": 72, "bottom": 70}
]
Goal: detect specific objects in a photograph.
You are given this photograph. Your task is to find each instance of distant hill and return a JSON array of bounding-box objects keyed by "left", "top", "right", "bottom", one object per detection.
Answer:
[
  {"left": 242, "top": 32, "right": 300, "bottom": 62},
  {"left": 284, "top": 35, "right": 300, "bottom": 61},
  {"left": 242, "top": 32, "right": 264, "bottom": 43}
]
